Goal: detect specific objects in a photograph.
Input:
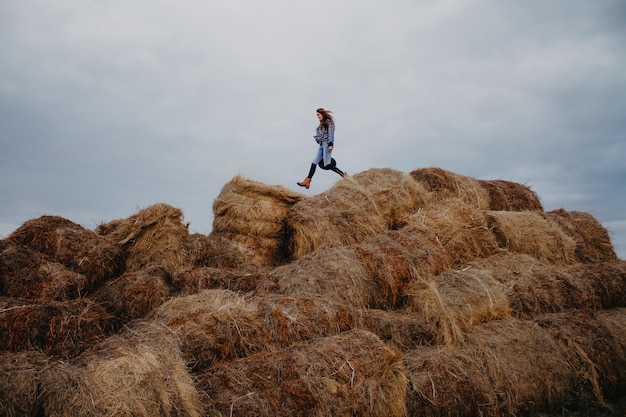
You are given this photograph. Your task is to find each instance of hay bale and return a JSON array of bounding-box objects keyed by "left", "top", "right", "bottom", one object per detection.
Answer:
[
  {"left": 198, "top": 330, "right": 408, "bottom": 417},
  {"left": 97, "top": 203, "right": 193, "bottom": 275},
  {"left": 478, "top": 179, "right": 543, "bottom": 211},
  {"left": 0, "top": 297, "right": 117, "bottom": 359},
  {"left": 7, "top": 216, "right": 123, "bottom": 287},
  {"left": 485, "top": 210, "right": 577, "bottom": 264},
  {"left": 410, "top": 198, "right": 499, "bottom": 267},
  {"left": 195, "top": 233, "right": 270, "bottom": 273},
  {"left": 544, "top": 209, "right": 618, "bottom": 263},
  {"left": 359, "top": 308, "right": 436, "bottom": 349},
  {"left": 351, "top": 167, "right": 431, "bottom": 229},
  {"left": 564, "top": 261, "right": 626, "bottom": 309},
  {"left": 287, "top": 178, "right": 387, "bottom": 259},
  {"left": 40, "top": 321, "right": 202, "bottom": 417},
  {"left": 404, "top": 319, "right": 575, "bottom": 416},
  {"left": 91, "top": 264, "right": 173, "bottom": 322},
  {"left": 403, "top": 268, "right": 510, "bottom": 344},
  {"left": 410, "top": 167, "right": 490, "bottom": 209},
  {"left": 0, "top": 350, "right": 49, "bottom": 417},
  {"left": 173, "top": 266, "right": 272, "bottom": 295}
]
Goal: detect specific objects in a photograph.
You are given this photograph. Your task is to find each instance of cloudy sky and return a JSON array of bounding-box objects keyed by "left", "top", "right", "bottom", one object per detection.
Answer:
[{"left": 1, "top": 0, "right": 625, "bottom": 257}]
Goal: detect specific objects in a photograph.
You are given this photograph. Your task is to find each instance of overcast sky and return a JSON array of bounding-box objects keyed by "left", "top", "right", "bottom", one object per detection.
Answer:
[{"left": 1, "top": 0, "right": 625, "bottom": 258}]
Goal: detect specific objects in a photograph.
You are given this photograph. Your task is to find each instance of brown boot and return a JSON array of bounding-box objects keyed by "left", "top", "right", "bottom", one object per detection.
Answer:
[{"left": 297, "top": 177, "right": 311, "bottom": 189}]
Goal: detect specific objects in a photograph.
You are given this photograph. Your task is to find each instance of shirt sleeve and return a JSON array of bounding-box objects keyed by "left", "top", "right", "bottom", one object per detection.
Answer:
[{"left": 327, "top": 121, "right": 335, "bottom": 143}]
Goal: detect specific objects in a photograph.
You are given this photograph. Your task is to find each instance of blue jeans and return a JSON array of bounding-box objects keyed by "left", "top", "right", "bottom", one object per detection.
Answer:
[{"left": 312, "top": 142, "right": 332, "bottom": 166}]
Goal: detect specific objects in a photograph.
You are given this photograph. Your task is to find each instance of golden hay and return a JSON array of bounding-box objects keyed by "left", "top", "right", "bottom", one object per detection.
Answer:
[
  {"left": 410, "top": 167, "right": 490, "bottom": 209},
  {"left": 409, "top": 198, "right": 499, "bottom": 267},
  {"left": 403, "top": 268, "right": 510, "bottom": 345},
  {"left": 91, "top": 264, "right": 173, "bottom": 322},
  {"left": 97, "top": 203, "right": 193, "bottom": 275},
  {"left": 198, "top": 330, "right": 408, "bottom": 417},
  {"left": 172, "top": 266, "right": 272, "bottom": 295},
  {"left": 40, "top": 321, "right": 202, "bottom": 417},
  {"left": 351, "top": 167, "right": 432, "bottom": 229},
  {"left": 148, "top": 289, "right": 270, "bottom": 371},
  {"left": 544, "top": 209, "right": 618, "bottom": 263},
  {"left": 485, "top": 210, "right": 577, "bottom": 265},
  {"left": 0, "top": 350, "right": 49, "bottom": 417},
  {"left": 404, "top": 318, "right": 576, "bottom": 417},
  {"left": 0, "top": 297, "right": 117, "bottom": 359},
  {"left": 7, "top": 216, "right": 123, "bottom": 287},
  {"left": 478, "top": 179, "right": 543, "bottom": 211},
  {"left": 194, "top": 233, "right": 270, "bottom": 273},
  {"left": 286, "top": 178, "right": 387, "bottom": 259}
]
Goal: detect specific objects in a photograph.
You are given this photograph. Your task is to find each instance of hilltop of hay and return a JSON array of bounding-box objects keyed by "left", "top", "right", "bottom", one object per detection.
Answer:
[{"left": 1, "top": 166, "right": 624, "bottom": 417}]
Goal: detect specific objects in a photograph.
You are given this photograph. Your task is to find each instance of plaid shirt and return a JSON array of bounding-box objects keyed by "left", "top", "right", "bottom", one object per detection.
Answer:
[{"left": 313, "top": 120, "right": 335, "bottom": 145}]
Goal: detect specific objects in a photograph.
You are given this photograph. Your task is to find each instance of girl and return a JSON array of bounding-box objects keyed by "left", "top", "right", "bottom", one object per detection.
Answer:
[{"left": 297, "top": 108, "right": 348, "bottom": 189}]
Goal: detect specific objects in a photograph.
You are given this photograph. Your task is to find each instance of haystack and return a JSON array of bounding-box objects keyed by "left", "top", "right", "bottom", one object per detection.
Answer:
[
  {"left": 485, "top": 210, "right": 577, "bottom": 264},
  {"left": 286, "top": 178, "right": 387, "bottom": 259},
  {"left": 198, "top": 330, "right": 408, "bottom": 417},
  {"left": 91, "top": 264, "right": 173, "bottom": 322},
  {"left": 478, "top": 179, "right": 543, "bottom": 211},
  {"left": 211, "top": 175, "right": 303, "bottom": 270},
  {"left": 403, "top": 268, "right": 510, "bottom": 345},
  {"left": 564, "top": 261, "right": 626, "bottom": 309},
  {"left": 40, "top": 321, "right": 202, "bottom": 417},
  {"left": 0, "top": 350, "right": 49, "bottom": 417},
  {"left": 194, "top": 233, "right": 270, "bottom": 273},
  {"left": 404, "top": 318, "right": 576, "bottom": 416},
  {"left": 0, "top": 241, "right": 88, "bottom": 301},
  {"left": 544, "top": 209, "right": 618, "bottom": 263},
  {"left": 409, "top": 198, "right": 499, "bottom": 267},
  {"left": 7, "top": 215, "right": 123, "bottom": 287},
  {"left": 0, "top": 297, "right": 117, "bottom": 359},
  {"left": 351, "top": 167, "right": 431, "bottom": 229},
  {"left": 410, "top": 167, "right": 490, "bottom": 209},
  {"left": 96, "top": 203, "right": 193, "bottom": 275},
  {"left": 172, "top": 266, "right": 272, "bottom": 295}
]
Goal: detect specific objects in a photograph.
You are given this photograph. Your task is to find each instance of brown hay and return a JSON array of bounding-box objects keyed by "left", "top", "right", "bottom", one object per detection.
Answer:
[
  {"left": 351, "top": 167, "right": 432, "bottom": 229},
  {"left": 410, "top": 167, "right": 490, "bottom": 209},
  {"left": 7, "top": 216, "right": 123, "bottom": 287},
  {"left": 198, "top": 330, "right": 408, "bottom": 417},
  {"left": 404, "top": 268, "right": 510, "bottom": 345},
  {"left": 0, "top": 241, "right": 88, "bottom": 301},
  {"left": 148, "top": 289, "right": 270, "bottom": 371},
  {"left": 404, "top": 319, "right": 575, "bottom": 416},
  {"left": 485, "top": 210, "right": 577, "bottom": 264},
  {"left": 544, "top": 209, "right": 618, "bottom": 263},
  {"left": 359, "top": 308, "right": 436, "bottom": 349},
  {"left": 195, "top": 233, "right": 270, "bottom": 273},
  {"left": 91, "top": 264, "right": 173, "bottom": 322},
  {"left": 0, "top": 350, "right": 49, "bottom": 417},
  {"left": 286, "top": 178, "right": 387, "bottom": 259},
  {"left": 0, "top": 297, "right": 117, "bottom": 359},
  {"left": 410, "top": 198, "right": 499, "bottom": 267},
  {"left": 564, "top": 261, "right": 626, "bottom": 309},
  {"left": 96, "top": 203, "right": 193, "bottom": 275},
  {"left": 40, "top": 321, "right": 202, "bottom": 417},
  {"left": 478, "top": 179, "right": 543, "bottom": 211},
  {"left": 173, "top": 266, "right": 272, "bottom": 295}
]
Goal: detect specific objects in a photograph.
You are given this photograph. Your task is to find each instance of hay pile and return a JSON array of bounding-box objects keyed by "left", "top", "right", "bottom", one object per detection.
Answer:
[
  {"left": 0, "top": 350, "right": 49, "bottom": 417},
  {"left": 410, "top": 167, "right": 491, "bottom": 209},
  {"left": 478, "top": 179, "right": 543, "bottom": 211}
]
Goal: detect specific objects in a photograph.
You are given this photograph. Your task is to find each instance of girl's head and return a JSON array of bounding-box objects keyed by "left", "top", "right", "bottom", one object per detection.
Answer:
[{"left": 316, "top": 108, "right": 334, "bottom": 125}]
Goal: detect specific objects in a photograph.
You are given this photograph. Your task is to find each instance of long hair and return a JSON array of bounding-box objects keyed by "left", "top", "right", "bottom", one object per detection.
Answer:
[{"left": 316, "top": 108, "right": 334, "bottom": 130}]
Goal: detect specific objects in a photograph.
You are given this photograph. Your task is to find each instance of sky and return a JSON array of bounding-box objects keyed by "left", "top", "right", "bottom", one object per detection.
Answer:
[{"left": 1, "top": 0, "right": 625, "bottom": 258}]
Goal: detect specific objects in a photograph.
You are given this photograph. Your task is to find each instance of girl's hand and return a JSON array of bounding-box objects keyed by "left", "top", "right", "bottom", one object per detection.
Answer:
[{"left": 328, "top": 145, "right": 333, "bottom": 151}]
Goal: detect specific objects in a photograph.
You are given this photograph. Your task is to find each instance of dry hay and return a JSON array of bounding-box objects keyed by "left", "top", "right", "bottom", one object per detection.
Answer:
[
  {"left": 404, "top": 318, "right": 575, "bottom": 417},
  {"left": 485, "top": 210, "right": 577, "bottom": 265},
  {"left": 351, "top": 167, "right": 431, "bottom": 229},
  {"left": 148, "top": 289, "right": 270, "bottom": 371},
  {"left": 354, "top": 225, "right": 452, "bottom": 309},
  {"left": 91, "top": 264, "right": 173, "bottom": 322},
  {"left": 409, "top": 198, "right": 499, "bottom": 268},
  {"left": 198, "top": 330, "right": 408, "bottom": 417},
  {"left": 564, "top": 261, "right": 626, "bottom": 309},
  {"left": 194, "top": 232, "right": 271, "bottom": 273},
  {"left": 0, "top": 297, "right": 117, "bottom": 359},
  {"left": 286, "top": 178, "right": 387, "bottom": 260},
  {"left": 40, "top": 321, "right": 202, "bottom": 417},
  {"left": 96, "top": 203, "right": 193, "bottom": 275},
  {"left": 0, "top": 350, "right": 49, "bottom": 417},
  {"left": 211, "top": 175, "right": 303, "bottom": 268},
  {"left": 0, "top": 240, "right": 88, "bottom": 301},
  {"left": 544, "top": 209, "right": 618, "bottom": 263},
  {"left": 478, "top": 179, "right": 543, "bottom": 211},
  {"left": 410, "top": 167, "right": 490, "bottom": 209},
  {"left": 403, "top": 268, "right": 510, "bottom": 345},
  {"left": 173, "top": 266, "right": 272, "bottom": 295},
  {"left": 359, "top": 308, "right": 436, "bottom": 350},
  {"left": 7, "top": 216, "right": 123, "bottom": 287}
]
